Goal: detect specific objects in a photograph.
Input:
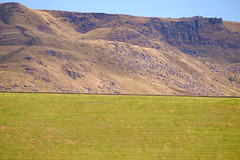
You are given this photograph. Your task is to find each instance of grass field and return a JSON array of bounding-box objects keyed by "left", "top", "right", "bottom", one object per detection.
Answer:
[{"left": 0, "top": 93, "right": 240, "bottom": 159}]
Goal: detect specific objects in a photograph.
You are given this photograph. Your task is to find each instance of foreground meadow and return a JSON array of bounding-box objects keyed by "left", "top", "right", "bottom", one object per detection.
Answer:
[{"left": 0, "top": 93, "right": 240, "bottom": 159}]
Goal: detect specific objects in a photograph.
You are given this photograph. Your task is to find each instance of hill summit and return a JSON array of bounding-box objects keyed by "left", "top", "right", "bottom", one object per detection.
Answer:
[{"left": 0, "top": 3, "right": 240, "bottom": 96}]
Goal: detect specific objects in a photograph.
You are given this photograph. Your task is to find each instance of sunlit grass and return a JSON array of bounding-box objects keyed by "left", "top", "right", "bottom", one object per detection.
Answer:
[{"left": 0, "top": 93, "right": 240, "bottom": 159}]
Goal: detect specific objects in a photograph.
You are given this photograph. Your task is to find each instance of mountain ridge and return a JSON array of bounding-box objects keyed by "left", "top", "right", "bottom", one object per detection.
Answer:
[{"left": 0, "top": 2, "right": 240, "bottom": 96}]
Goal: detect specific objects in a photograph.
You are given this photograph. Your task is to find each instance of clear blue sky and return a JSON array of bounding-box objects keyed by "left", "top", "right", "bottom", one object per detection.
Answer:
[{"left": 1, "top": 0, "right": 240, "bottom": 22}]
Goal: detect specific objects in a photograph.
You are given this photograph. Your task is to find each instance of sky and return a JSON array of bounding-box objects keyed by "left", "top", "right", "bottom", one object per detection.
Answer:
[{"left": 1, "top": 0, "right": 240, "bottom": 22}]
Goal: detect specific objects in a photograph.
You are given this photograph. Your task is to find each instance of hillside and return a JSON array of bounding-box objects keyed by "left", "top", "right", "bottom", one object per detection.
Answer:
[{"left": 0, "top": 2, "right": 240, "bottom": 96}]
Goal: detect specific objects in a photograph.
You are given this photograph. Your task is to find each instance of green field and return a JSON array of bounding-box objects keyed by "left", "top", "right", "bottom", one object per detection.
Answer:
[{"left": 0, "top": 93, "right": 240, "bottom": 159}]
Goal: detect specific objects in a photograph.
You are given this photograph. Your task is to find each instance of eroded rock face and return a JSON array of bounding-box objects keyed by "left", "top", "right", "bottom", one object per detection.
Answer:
[
  {"left": 145, "top": 17, "right": 239, "bottom": 60},
  {"left": 44, "top": 8, "right": 239, "bottom": 57},
  {"left": 150, "top": 17, "right": 224, "bottom": 46}
]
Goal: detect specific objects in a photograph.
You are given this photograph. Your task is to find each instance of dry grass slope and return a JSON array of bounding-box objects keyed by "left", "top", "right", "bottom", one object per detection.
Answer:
[{"left": 0, "top": 3, "right": 240, "bottom": 96}]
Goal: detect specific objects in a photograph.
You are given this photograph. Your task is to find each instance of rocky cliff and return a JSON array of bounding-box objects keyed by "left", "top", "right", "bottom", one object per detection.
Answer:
[{"left": 43, "top": 9, "right": 240, "bottom": 63}]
